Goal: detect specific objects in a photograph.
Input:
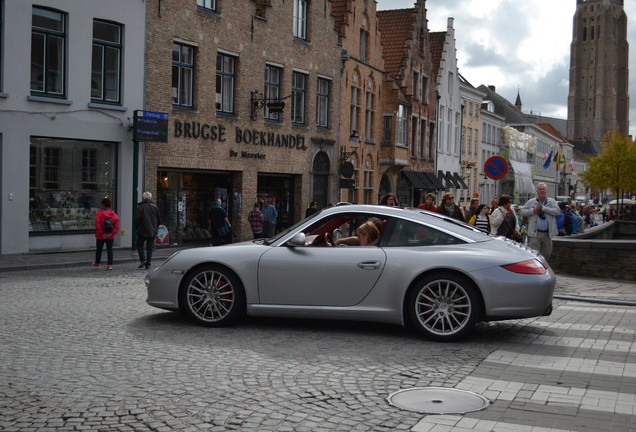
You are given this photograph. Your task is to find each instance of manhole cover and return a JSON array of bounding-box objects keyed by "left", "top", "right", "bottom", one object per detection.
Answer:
[{"left": 387, "top": 387, "right": 491, "bottom": 414}]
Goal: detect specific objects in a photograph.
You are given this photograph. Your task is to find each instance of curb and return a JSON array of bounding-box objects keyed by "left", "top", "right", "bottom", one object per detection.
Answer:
[{"left": 553, "top": 294, "right": 636, "bottom": 307}]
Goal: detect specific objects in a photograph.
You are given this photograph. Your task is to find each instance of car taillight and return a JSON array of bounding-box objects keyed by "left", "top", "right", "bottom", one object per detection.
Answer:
[{"left": 502, "top": 259, "right": 547, "bottom": 275}]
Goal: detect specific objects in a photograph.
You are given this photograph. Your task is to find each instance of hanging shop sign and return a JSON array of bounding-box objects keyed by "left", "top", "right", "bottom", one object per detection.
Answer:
[{"left": 134, "top": 110, "right": 169, "bottom": 142}]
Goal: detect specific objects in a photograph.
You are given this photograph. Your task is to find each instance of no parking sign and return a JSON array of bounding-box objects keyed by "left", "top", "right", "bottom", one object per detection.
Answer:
[{"left": 484, "top": 156, "right": 508, "bottom": 180}]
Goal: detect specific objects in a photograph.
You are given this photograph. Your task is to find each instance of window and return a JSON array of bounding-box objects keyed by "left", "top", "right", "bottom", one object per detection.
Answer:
[
  {"left": 364, "top": 90, "right": 374, "bottom": 139},
  {"left": 421, "top": 76, "right": 428, "bottom": 103},
  {"left": 265, "top": 65, "right": 281, "bottom": 121},
  {"left": 172, "top": 43, "right": 194, "bottom": 107},
  {"left": 412, "top": 71, "right": 419, "bottom": 101},
  {"left": 382, "top": 116, "right": 392, "bottom": 145},
  {"left": 293, "top": 0, "right": 307, "bottom": 40},
  {"left": 29, "top": 137, "right": 117, "bottom": 233},
  {"left": 196, "top": 0, "right": 217, "bottom": 11},
  {"left": 411, "top": 117, "right": 418, "bottom": 158},
  {"left": 316, "top": 78, "right": 330, "bottom": 128},
  {"left": 91, "top": 20, "right": 122, "bottom": 104},
  {"left": 31, "top": 7, "right": 65, "bottom": 97},
  {"left": 397, "top": 104, "right": 407, "bottom": 146},
  {"left": 420, "top": 121, "right": 427, "bottom": 159},
  {"left": 359, "top": 29, "right": 369, "bottom": 62},
  {"left": 363, "top": 156, "right": 373, "bottom": 204},
  {"left": 291, "top": 71, "right": 306, "bottom": 124},
  {"left": 216, "top": 53, "right": 236, "bottom": 114},
  {"left": 350, "top": 85, "right": 361, "bottom": 135}
]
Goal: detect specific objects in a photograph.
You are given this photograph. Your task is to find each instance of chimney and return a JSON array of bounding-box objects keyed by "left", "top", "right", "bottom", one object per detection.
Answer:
[{"left": 488, "top": 85, "right": 496, "bottom": 92}]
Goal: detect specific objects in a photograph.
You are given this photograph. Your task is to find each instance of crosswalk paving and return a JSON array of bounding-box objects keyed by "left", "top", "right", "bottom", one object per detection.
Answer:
[{"left": 411, "top": 300, "right": 636, "bottom": 431}]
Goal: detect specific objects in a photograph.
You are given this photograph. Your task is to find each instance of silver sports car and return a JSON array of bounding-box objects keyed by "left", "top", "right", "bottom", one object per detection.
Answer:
[{"left": 145, "top": 205, "right": 554, "bottom": 341}]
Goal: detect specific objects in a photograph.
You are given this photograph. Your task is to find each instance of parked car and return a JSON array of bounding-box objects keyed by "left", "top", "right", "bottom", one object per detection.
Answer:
[{"left": 145, "top": 205, "right": 555, "bottom": 341}]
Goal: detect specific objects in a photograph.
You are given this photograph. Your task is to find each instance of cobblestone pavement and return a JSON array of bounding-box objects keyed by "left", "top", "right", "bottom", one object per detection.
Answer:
[{"left": 0, "top": 254, "right": 635, "bottom": 431}]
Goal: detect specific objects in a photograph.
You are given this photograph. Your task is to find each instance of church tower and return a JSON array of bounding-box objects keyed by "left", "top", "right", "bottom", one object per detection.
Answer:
[{"left": 567, "top": 0, "right": 629, "bottom": 143}]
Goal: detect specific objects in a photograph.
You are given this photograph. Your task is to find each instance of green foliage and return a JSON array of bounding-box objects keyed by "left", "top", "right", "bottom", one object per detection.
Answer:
[{"left": 579, "top": 130, "right": 636, "bottom": 201}]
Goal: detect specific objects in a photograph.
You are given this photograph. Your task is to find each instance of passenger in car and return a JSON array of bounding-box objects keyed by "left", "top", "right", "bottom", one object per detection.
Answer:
[{"left": 335, "top": 220, "right": 380, "bottom": 246}]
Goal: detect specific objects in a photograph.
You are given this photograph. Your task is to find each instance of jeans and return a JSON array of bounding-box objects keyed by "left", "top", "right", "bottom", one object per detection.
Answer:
[
  {"left": 95, "top": 239, "right": 114, "bottom": 265},
  {"left": 137, "top": 235, "right": 155, "bottom": 264},
  {"left": 264, "top": 222, "right": 275, "bottom": 238}
]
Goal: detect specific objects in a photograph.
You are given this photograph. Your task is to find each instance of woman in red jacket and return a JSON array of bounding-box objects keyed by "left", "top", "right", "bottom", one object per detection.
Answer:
[{"left": 93, "top": 197, "right": 120, "bottom": 270}]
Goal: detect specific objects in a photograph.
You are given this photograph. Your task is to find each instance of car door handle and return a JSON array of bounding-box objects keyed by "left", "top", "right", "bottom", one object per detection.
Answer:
[{"left": 357, "top": 261, "right": 382, "bottom": 270}]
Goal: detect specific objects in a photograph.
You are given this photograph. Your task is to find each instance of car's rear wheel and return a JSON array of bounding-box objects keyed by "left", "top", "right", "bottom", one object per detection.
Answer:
[
  {"left": 407, "top": 272, "right": 479, "bottom": 341},
  {"left": 180, "top": 265, "right": 245, "bottom": 327}
]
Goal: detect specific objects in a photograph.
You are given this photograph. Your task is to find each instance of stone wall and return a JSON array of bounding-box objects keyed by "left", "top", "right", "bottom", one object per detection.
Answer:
[{"left": 550, "top": 221, "right": 636, "bottom": 281}]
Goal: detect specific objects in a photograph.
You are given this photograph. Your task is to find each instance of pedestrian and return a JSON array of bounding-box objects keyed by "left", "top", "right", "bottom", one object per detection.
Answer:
[
  {"left": 262, "top": 198, "right": 278, "bottom": 238},
  {"left": 437, "top": 192, "right": 465, "bottom": 222},
  {"left": 467, "top": 204, "right": 491, "bottom": 233},
  {"left": 209, "top": 198, "right": 231, "bottom": 246},
  {"left": 305, "top": 201, "right": 318, "bottom": 218},
  {"left": 379, "top": 193, "right": 399, "bottom": 206},
  {"left": 520, "top": 182, "right": 560, "bottom": 260},
  {"left": 490, "top": 194, "right": 519, "bottom": 240},
  {"left": 247, "top": 202, "right": 265, "bottom": 239},
  {"left": 417, "top": 192, "right": 438, "bottom": 212},
  {"left": 466, "top": 198, "right": 480, "bottom": 220},
  {"left": 135, "top": 191, "right": 161, "bottom": 270},
  {"left": 92, "top": 197, "right": 120, "bottom": 270}
]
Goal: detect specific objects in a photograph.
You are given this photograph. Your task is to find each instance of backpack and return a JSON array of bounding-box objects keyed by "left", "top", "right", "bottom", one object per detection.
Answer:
[{"left": 103, "top": 217, "right": 113, "bottom": 233}]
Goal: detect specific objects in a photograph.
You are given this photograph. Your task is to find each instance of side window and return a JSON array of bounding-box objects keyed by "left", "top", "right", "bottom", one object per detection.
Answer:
[{"left": 382, "top": 219, "right": 464, "bottom": 247}]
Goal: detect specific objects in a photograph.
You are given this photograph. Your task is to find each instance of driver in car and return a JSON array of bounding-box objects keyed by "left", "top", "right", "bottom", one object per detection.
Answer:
[{"left": 335, "top": 220, "right": 380, "bottom": 246}]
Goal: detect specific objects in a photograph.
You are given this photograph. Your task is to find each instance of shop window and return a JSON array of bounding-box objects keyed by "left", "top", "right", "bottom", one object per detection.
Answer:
[
  {"left": 172, "top": 43, "right": 194, "bottom": 107},
  {"left": 291, "top": 71, "right": 306, "bottom": 125},
  {"left": 216, "top": 53, "right": 236, "bottom": 114},
  {"left": 29, "top": 137, "right": 117, "bottom": 233},
  {"left": 293, "top": 0, "right": 307, "bottom": 40},
  {"left": 91, "top": 20, "right": 122, "bottom": 104},
  {"left": 312, "top": 151, "right": 330, "bottom": 209},
  {"left": 363, "top": 155, "right": 373, "bottom": 204},
  {"left": 316, "top": 77, "right": 330, "bottom": 128},
  {"left": 31, "top": 7, "right": 65, "bottom": 97}
]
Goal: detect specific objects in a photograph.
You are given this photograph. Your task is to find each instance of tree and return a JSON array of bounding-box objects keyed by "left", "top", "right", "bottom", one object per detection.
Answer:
[{"left": 579, "top": 129, "right": 636, "bottom": 218}]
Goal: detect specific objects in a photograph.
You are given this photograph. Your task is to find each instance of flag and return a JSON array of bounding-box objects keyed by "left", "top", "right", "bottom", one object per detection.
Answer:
[
  {"left": 555, "top": 152, "right": 561, "bottom": 172},
  {"left": 569, "top": 159, "right": 575, "bottom": 174},
  {"left": 543, "top": 147, "right": 553, "bottom": 169}
]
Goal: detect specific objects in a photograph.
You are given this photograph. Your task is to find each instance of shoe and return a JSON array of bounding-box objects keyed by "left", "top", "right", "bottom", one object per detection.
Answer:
[
  {"left": 137, "top": 262, "right": 146, "bottom": 269},
  {"left": 92, "top": 262, "right": 100, "bottom": 268},
  {"left": 107, "top": 265, "right": 113, "bottom": 270},
  {"left": 144, "top": 262, "right": 151, "bottom": 270}
]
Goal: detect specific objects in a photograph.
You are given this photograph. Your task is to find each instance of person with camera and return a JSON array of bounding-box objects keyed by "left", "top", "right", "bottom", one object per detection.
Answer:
[{"left": 520, "top": 182, "right": 561, "bottom": 260}]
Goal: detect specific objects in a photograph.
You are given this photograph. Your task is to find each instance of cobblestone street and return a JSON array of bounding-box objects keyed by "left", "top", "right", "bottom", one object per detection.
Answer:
[{"left": 1, "top": 265, "right": 635, "bottom": 431}]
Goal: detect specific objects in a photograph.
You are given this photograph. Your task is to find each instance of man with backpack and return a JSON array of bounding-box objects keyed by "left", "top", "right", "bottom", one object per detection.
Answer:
[
  {"left": 135, "top": 191, "right": 161, "bottom": 269},
  {"left": 93, "top": 197, "right": 120, "bottom": 270}
]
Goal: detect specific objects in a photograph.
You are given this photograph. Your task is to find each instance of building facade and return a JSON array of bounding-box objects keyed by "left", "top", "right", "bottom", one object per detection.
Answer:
[
  {"left": 459, "top": 74, "right": 485, "bottom": 205},
  {"left": 377, "top": 0, "right": 441, "bottom": 207},
  {"left": 331, "top": 0, "right": 385, "bottom": 205},
  {"left": 0, "top": 0, "right": 146, "bottom": 254},
  {"left": 567, "top": 0, "right": 630, "bottom": 143},
  {"left": 143, "top": 0, "right": 341, "bottom": 245}
]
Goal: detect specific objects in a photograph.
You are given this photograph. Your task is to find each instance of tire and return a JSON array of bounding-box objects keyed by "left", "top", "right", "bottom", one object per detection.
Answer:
[
  {"left": 407, "top": 272, "right": 479, "bottom": 341},
  {"left": 179, "top": 264, "right": 245, "bottom": 327}
]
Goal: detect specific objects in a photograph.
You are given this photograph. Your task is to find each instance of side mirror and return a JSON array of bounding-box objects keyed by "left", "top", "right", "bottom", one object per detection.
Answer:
[{"left": 287, "top": 232, "right": 306, "bottom": 247}]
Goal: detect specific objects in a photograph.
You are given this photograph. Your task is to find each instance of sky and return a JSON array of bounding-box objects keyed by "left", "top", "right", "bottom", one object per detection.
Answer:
[{"left": 376, "top": 0, "right": 636, "bottom": 139}]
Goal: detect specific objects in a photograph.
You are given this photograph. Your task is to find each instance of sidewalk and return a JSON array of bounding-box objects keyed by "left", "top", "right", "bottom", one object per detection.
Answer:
[{"left": 0, "top": 246, "right": 635, "bottom": 305}]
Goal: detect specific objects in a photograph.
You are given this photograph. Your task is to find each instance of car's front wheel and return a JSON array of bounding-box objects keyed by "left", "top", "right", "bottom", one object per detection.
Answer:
[
  {"left": 407, "top": 272, "right": 479, "bottom": 341},
  {"left": 180, "top": 265, "right": 245, "bottom": 327}
]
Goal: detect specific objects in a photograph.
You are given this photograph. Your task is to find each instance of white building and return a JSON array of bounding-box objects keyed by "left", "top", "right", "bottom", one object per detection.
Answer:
[
  {"left": 0, "top": 1, "right": 146, "bottom": 254},
  {"left": 431, "top": 18, "right": 465, "bottom": 197}
]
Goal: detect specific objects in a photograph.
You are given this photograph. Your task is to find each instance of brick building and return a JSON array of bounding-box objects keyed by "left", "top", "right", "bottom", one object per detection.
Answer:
[{"left": 143, "top": 0, "right": 341, "bottom": 244}]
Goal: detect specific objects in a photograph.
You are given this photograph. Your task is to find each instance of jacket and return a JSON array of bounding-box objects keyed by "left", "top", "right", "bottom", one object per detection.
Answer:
[
  {"left": 520, "top": 197, "right": 560, "bottom": 238},
  {"left": 95, "top": 208, "right": 120, "bottom": 240},
  {"left": 490, "top": 206, "right": 517, "bottom": 236},
  {"left": 135, "top": 199, "right": 161, "bottom": 238}
]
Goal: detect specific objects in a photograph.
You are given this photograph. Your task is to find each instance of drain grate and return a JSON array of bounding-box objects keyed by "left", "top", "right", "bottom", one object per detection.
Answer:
[{"left": 387, "top": 387, "right": 491, "bottom": 414}]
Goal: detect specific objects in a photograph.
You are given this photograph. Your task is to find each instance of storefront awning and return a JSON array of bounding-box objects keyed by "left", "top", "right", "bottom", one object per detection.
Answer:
[
  {"left": 423, "top": 172, "right": 445, "bottom": 190},
  {"left": 444, "top": 171, "right": 462, "bottom": 189},
  {"left": 453, "top": 172, "right": 468, "bottom": 189},
  {"left": 402, "top": 171, "right": 435, "bottom": 190},
  {"left": 509, "top": 160, "right": 535, "bottom": 195}
]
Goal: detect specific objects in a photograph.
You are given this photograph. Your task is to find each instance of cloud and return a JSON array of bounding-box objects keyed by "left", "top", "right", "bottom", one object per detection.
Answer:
[{"left": 377, "top": 0, "right": 636, "bottom": 138}]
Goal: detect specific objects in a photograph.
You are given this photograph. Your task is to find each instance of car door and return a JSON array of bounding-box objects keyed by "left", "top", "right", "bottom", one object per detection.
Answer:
[{"left": 257, "top": 245, "right": 387, "bottom": 306}]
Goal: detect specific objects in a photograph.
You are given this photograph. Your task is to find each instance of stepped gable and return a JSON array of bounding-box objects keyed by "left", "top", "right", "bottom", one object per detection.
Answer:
[
  {"left": 429, "top": 31, "right": 445, "bottom": 81},
  {"left": 377, "top": 8, "right": 414, "bottom": 78},
  {"left": 330, "top": 0, "right": 350, "bottom": 38}
]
